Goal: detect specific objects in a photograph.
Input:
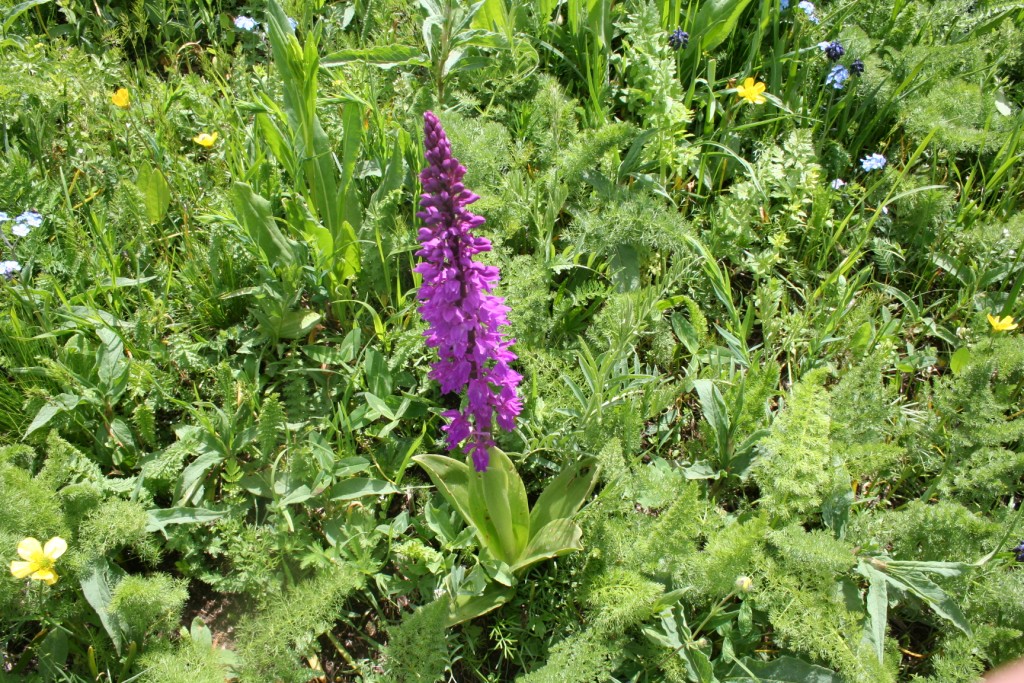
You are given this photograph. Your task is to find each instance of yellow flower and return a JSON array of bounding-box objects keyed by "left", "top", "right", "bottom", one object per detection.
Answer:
[
  {"left": 111, "top": 88, "right": 130, "bottom": 108},
  {"left": 193, "top": 132, "right": 218, "bottom": 148},
  {"left": 736, "top": 77, "right": 767, "bottom": 105},
  {"left": 987, "top": 314, "right": 1018, "bottom": 332},
  {"left": 10, "top": 537, "right": 67, "bottom": 586}
]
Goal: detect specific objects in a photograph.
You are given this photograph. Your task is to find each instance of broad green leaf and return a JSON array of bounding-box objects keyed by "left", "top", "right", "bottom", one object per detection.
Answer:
[
  {"left": 468, "top": 448, "right": 530, "bottom": 564},
  {"left": 231, "top": 182, "right": 296, "bottom": 267},
  {"left": 694, "top": 379, "right": 730, "bottom": 454},
  {"left": 446, "top": 584, "right": 514, "bottom": 626},
  {"left": 949, "top": 347, "right": 970, "bottom": 375},
  {"left": 886, "top": 568, "right": 973, "bottom": 636},
  {"left": 413, "top": 454, "right": 474, "bottom": 528},
  {"left": 25, "top": 393, "right": 81, "bottom": 437},
  {"left": 510, "top": 518, "right": 583, "bottom": 573},
  {"left": 861, "top": 563, "right": 889, "bottom": 664},
  {"left": 275, "top": 309, "right": 322, "bottom": 339},
  {"left": 146, "top": 507, "right": 227, "bottom": 533},
  {"left": 80, "top": 558, "right": 127, "bottom": 654},
  {"left": 136, "top": 161, "right": 171, "bottom": 224},
  {"left": 722, "top": 656, "right": 843, "bottom": 682},
  {"left": 322, "top": 44, "right": 427, "bottom": 68},
  {"left": 529, "top": 456, "right": 598, "bottom": 534},
  {"left": 330, "top": 477, "right": 399, "bottom": 501}
]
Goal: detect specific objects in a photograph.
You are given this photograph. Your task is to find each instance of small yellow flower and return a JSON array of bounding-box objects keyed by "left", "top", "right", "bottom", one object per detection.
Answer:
[
  {"left": 111, "top": 88, "right": 130, "bottom": 109},
  {"left": 193, "top": 132, "right": 218, "bottom": 148},
  {"left": 736, "top": 77, "right": 767, "bottom": 105},
  {"left": 10, "top": 537, "right": 67, "bottom": 586},
  {"left": 987, "top": 314, "right": 1018, "bottom": 332}
]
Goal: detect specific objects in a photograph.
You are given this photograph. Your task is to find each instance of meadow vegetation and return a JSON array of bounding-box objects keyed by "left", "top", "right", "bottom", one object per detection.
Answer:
[{"left": 1, "top": 0, "right": 1023, "bottom": 680}]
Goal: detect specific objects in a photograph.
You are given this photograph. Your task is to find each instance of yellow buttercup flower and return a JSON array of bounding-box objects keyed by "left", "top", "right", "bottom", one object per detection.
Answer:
[
  {"left": 10, "top": 537, "right": 67, "bottom": 586},
  {"left": 193, "top": 132, "right": 218, "bottom": 148},
  {"left": 987, "top": 314, "right": 1018, "bottom": 332},
  {"left": 736, "top": 77, "right": 767, "bottom": 105},
  {"left": 111, "top": 88, "right": 130, "bottom": 108}
]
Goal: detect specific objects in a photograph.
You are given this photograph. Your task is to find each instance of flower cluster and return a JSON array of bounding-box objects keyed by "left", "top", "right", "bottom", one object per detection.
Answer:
[
  {"left": 2, "top": 210, "right": 42, "bottom": 238},
  {"left": 234, "top": 15, "right": 258, "bottom": 31},
  {"left": 826, "top": 64, "right": 850, "bottom": 89},
  {"left": 819, "top": 40, "right": 845, "bottom": 61},
  {"left": 797, "top": 1, "right": 819, "bottom": 23},
  {"left": 415, "top": 111, "right": 522, "bottom": 472},
  {"left": 860, "top": 153, "right": 887, "bottom": 172},
  {"left": 10, "top": 537, "right": 67, "bottom": 585},
  {"left": 668, "top": 28, "right": 689, "bottom": 51}
]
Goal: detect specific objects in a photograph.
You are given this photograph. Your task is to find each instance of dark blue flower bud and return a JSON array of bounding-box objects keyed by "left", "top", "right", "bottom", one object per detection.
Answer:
[{"left": 669, "top": 28, "right": 689, "bottom": 50}]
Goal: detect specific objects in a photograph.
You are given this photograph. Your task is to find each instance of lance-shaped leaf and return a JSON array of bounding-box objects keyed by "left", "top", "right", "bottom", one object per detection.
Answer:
[
  {"left": 468, "top": 448, "right": 530, "bottom": 564},
  {"left": 511, "top": 518, "right": 584, "bottom": 573},
  {"left": 529, "top": 456, "right": 599, "bottom": 534}
]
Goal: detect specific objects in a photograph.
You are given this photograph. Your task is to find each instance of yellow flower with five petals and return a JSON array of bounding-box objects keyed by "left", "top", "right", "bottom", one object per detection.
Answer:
[
  {"left": 987, "top": 314, "right": 1018, "bottom": 332},
  {"left": 736, "top": 77, "right": 767, "bottom": 105},
  {"left": 193, "top": 132, "right": 218, "bottom": 148},
  {"left": 111, "top": 88, "right": 130, "bottom": 108},
  {"left": 10, "top": 537, "right": 67, "bottom": 586}
]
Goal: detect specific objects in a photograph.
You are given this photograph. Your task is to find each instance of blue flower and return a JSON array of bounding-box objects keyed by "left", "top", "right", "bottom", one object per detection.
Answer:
[
  {"left": 826, "top": 64, "right": 850, "bottom": 89},
  {"left": 798, "top": 0, "right": 819, "bottom": 22},
  {"left": 860, "top": 153, "right": 887, "bottom": 172},
  {"left": 288, "top": 16, "right": 298, "bottom": 30},
  {"left": 831, "top": 178, "right": 846, "bottom": 189},
  {"left": 1013, "top": 540, "right": 1024, "bottom": 562},
  {"left": 15, "top": 211, "right": 42, "bottom": 228},
  {"left": 0, "top": 212, "right": 8, "bottom": 223},
  {"left": 668, "top": 28, "right": 689, "bottom": 50},
  {"left": 819, "top": 40, "right": 844, "bottom": 61},
  {"left": 850, "top": 59, "right": 865, "bottom": 75},
  {"left": 781, "top": 0, "right": 790, "bottom": 9},
  {"left": 0, "top": 260, "right": 21, "bottom": 278},
  {"left": 12, "top": 223, "right": 29, "bottom": 237},
  {"left": 233, "top": 15, "right": 257, "bottom": 31}
]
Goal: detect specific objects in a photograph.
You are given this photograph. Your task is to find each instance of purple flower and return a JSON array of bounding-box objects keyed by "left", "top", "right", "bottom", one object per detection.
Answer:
[
  {"left": 1013, "top": 540, "right": 1024, "bottom": 562},
  {"left": 415, "top": 111, "right": 522, "bottom": 472},
  {"left": 818, "top": 40, "right": 845, "bottom": 61},
  {"left": 850, "top": 59, "right": 865, "bottom": 75},
  {"left": 826, "top": 64, "right": 850, "bottom": 89},
  {"left": 668, "top": 28, "right": 689, "bottom": 50},
  {"left": 0, "top": 260, "right": 20, "bottom": 278}
]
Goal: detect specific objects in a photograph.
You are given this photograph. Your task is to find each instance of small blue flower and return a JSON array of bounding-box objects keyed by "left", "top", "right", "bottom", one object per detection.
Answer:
[
  {"left": 781, "top": 0, "right": 790, "bottom": 9},
  {"left": 826, "top": 65, "right": 850, "bottom": 89},
  {"left": 233, "top": 15, "right": 257, "bottom": 31},
  {"left": 1013, "top": 540, "right": 1024, "bottom": 562},
  {"left": 0, "top": 212, "right": 8, "bottom": 223},
  {"left": 819, "top": 40, "right": 844, "bottom": 61},
  {"left": 798, "top": 0, "right": 819, "bottom": 22},
  {"left": 12, "top": 224, "right": 30, "bottom": 237},
  {"left": 15, "top": 211, "right": 42, "bottom": 228},
  {"left": 668, "top": 28, "right": 689, "bottom": 51},
  {"left": 0, "top": 260, "right": 21, "bottom": 278},
  {"left": 831, "top": 178, "right": 846, "bottom": 189},
  {"left": 288, "top": 16, "right": 298, "bottom": 30},
  {"left": 850, "top": 59, "right": 865, "bottom": 75},
  {"left": 861, "top": 153, "right": 887, "bottom": 172}
]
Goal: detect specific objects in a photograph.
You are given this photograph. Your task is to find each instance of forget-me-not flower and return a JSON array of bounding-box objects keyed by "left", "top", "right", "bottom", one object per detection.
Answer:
[
  {"left": 831, "top": 179, "right": 847, "bottom": 189},
  {"left": 861, "top": 153, "right": 887, "bottom": 172},
  {"left": 0, "top": 213, "right": 8, "bottom": 223},
  {"left": 798, "top": 1, "right": 819, "bottom": 22},
  {"left": 0, "top": 260, "right": 21, "bottom": 278},
  {"left": 15, "top": 211, "right": 42, "bottom": 228},
  {"left": 826, "top": 65, "right": 850, "bottom": 89},
  {"left": 781, "top": 0, "right": 790, "bottom": 9},
  {"left": 288, "top": 16, "right": 298, "bottom": 30},
  {"left": 234, "top": 15, "right": 257, "bottom": 31}
]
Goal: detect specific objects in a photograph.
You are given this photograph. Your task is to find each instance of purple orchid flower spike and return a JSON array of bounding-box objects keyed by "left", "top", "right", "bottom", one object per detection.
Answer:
[{"left": 415, "top": 111, "right": 523, "bottom": 472}]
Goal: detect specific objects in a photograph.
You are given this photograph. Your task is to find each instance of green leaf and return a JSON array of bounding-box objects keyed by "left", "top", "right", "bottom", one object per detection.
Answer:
[
  {"left": 694, "top": 379, "right": 730, "bottom": 455},
  {"left": 886, "top": 568, "right": 973, "bottom": 636},
  {"left": 80, "top": 558, "right": 127, "bottom": 655},
  {"left": 510, "top": 518, "right": 583, "bottom": 572},
  {"left": 414, "top": 454, "right": 474, "bottom": 527},
  {"left": 275, "top": 309, "right": 322, "bottom": 339},
  {"left": 949, "top": 347, "right": 970, "bottom": 375},
  {"left": 529, "top": 456, "right": 598, "bottom": 534},
  {"left": 468, "top": 448, "right": 530, "bottom": 565},
  {"left": 330, "top": 477, "right": 399, "bottom": 501},
  {"left": 446, "top": 583, "right": 514, "bottom": 626},
  {"left": 321, "top": 44, "right": 427, "bottom": 68},
  {"left": 231, "top": 182, "right": 296, "bottom": 267},
  {"left": 861, "top": 563, "right": 888, "bottom": 664},
  {"left": 722, "top": 656, "right": 843, "bottom": 682},
  {"left": 146, "top": 507, "right": 227, "bottom": 533},
  {"left": 136, "top": 161, "right": 171, "bottom": 225},
  {"left": 25, "top": 393, "right": 81, "bottom": 437}
]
